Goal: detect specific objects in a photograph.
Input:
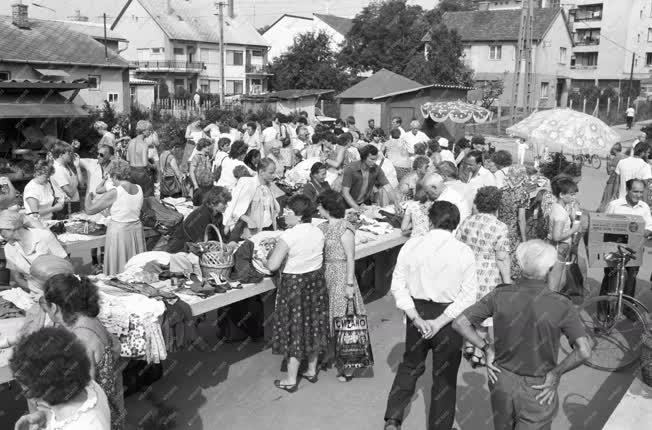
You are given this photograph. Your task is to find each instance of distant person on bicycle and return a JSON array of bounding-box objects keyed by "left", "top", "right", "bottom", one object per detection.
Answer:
[
  {"left": 625, "top": 105, "right": 636, "bottom": 129},
  {"left": 602, "top": 179, "right": 652, "bottom": 317},
  {"left": 453, "top": 240, "right": 592, "bottom": 430}
]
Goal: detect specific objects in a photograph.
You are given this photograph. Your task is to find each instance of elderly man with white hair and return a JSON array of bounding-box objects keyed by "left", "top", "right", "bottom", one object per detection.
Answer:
[
  {"left": 438, "top": 137, "right": 456, "bottom": 163},
  {"left": 453, "top": 239, "right": 592, "bottom": 430},
  {"left": 404, "top": 120, "right": 429, "bottom": 153},
  {"left": 94, "top": 121, "right": 116, "bottom": 149}
]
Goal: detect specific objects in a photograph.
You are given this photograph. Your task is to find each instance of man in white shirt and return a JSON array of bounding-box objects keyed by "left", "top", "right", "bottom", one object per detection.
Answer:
[
  {"left": 438, "top": 137, "right": 456, "bottom": 163},
  {"left": 404, "top": 120, "right": 429, "bottom": 154},
  {"left": 626, "top": 106, "right": 636, "bottom": 129},
  {"left": 78, "top": 145, "right": 115, "bottom": 198},
  {"left": 391, "top": 116, "right": 406, "bottom": 137},
  {"left": 602, "top": 179, "right": 652, "bottom": 317},
  {"left": 242, "top": 121, "right": 262, "bottom": 153},
  {"left": 436, "top": 161, "right": 473, "bottom": 223},
  {"left": 292, "top": 125, "right": 311, "bottom": 153},
  {"left": 384, "top": 200, "right": 478, "bottom": 430},
  {"left": 464, "top": 150, "right": 496, "bottom": 193},
  {"left": 614, "top": 142, "right": 651, "bottom": 199}
]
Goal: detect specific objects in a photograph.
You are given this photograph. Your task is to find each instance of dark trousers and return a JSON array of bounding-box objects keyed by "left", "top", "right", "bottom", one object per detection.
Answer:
[
  {"left": 626, "top": 116, "right": 634, "bottom": 129},
  {"left": 384, "top": 300, "right": 462, "bottom": 429},
  {"left": 599, "top": 266, "right": 638, "bottom": 320}
]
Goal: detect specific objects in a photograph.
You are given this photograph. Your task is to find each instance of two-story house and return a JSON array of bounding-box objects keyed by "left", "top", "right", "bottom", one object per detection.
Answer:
[
  {"left": 112, "top": 0, "right": 271, "bottom": 98},
  {"left": 0, "top": 3, "right": 131, "bottom": 112},
  {"left": 435, "top": 8, "right": 573, "bottom": 109}
]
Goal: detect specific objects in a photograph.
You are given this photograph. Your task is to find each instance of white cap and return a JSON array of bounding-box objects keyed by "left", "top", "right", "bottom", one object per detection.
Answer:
[{"left": 438, "top": 137, "right": 449, "bottom": 148}]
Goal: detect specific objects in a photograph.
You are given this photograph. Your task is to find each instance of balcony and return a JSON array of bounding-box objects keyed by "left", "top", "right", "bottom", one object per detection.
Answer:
[
  {"left": 132, "top": 61, "right": 205, "bottom": 73},
  {"left": 569, "top": 8, "right": 602, "bottom": 22},
  {"left": 574, "top": 36, "right": 600, "bottom": 46},
  {"left": 245, "top": 64, "right": 272, "bottom": 75},
  {"left": 570, "top": 64, "right": 598, "bottom": 70}
]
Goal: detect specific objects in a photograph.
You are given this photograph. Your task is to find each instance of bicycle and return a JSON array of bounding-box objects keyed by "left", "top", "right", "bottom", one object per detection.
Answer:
[
  {"left": 572, "top": 153, "right": 602, "bottom": 169},
  {"left": 564, "top": 245, "right": 649, "bottom": 371}
]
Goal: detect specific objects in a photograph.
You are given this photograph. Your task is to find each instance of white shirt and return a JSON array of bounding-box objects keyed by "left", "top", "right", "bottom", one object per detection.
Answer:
[
  {"left": 626, "top": 107, "right": 635, "bottom": 117},
  {"left": 438, "top": 180, "right": 473, "bottom": 222},
  {"left": 22, "top": 179, "right": 64, "bottom": 220},
  {"left": 78, "top": 158, "right": 109, "bottom": 198},
  {"left": 279, "top": 223, "right": 325, "bottom": 274},
  {"left": 440, "top": 149, "right": 455, "bottom": 164},
  {"left": 403, "top": 130, "right": 429, "bottom": 153},
  {"left": 52, "top": 160, "right": 80, "bottom": 202},
  {"left": 243, "top": 130, "right": 262, "bottom": 151},
  {"left": 615, "top": 157, "right": 652, "bottom": 199},
  {"left": 217, "top": 157, "right": 248, "bottom": 190},
  {"left": 110, "top": 185, "right": 143, "bottom": 222},
  {"left": 391, "top": 229, "right": 478, "bottom": 319},
  {"left": 494, "top": 167, "right": 509, "bottom": 189},
  {"left": 47, "top": 381, "right": 111, "bottom": 430},
  {"left": 606, "top": 197, "right": 652, "bottom": 231},
  {"left": 468, "top": 166, "right": 496, "bottom": 193}
]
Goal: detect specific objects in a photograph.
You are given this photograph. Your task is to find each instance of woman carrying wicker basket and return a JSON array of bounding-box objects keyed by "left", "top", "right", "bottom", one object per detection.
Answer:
[
  {"left": 84, "top": 160, "right": 145, "bottom": 276},
  {"left": 267, "top": 195, "right": 328, "bottom": 393}
]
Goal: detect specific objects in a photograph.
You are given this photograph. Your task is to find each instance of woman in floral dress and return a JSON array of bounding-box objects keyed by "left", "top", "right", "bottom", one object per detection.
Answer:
[
  {"left": 493, "top": 151, "right": 529, "bottom": 279},
  {"left": 456, "top": 186, "right": 511, "bottom": 366},
  {"left": 316, "top": 190, "right": 366, "bottom": 382}
]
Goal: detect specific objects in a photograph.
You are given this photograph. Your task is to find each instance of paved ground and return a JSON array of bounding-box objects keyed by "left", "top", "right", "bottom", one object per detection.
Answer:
[{"left": 1, "top": 121, "right": 651, "bottom": 430}]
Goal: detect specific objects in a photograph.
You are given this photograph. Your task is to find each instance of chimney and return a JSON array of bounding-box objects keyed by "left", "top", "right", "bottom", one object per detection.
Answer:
[
  {"left": 228, "top": 0, "right": 234, "bottom": 19},
  {"left": 11, "top": 2, "right": 29, "bottom": 29},
  {"left": 477, "top": 1, "right": 490, "bottom": 11}
]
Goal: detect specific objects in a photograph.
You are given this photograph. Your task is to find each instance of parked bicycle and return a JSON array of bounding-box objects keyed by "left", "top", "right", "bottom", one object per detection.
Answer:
[
  {"left": 572, "top": 153, "right": 602, "bottom": 169},
  {"left": 563, "top": 245, "right": 649, "bottom": 371}
]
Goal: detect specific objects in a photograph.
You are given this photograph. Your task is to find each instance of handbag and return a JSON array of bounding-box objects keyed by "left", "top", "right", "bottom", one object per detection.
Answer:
[
  {"left": 333, "top": 298, "right": 374, "bottom": 370},
  {"left": 160, "top": 152, "right": 183, "bottom": 197},
  {"left": 140, "top": 196, "right": 184, "bottom": 235}
]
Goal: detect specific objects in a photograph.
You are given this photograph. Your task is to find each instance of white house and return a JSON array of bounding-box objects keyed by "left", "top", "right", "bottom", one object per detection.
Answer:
[
  {"left": 262, "top": 13, "right": 354, "bottom": 61},
  {"left": 436, "top": 8, "right": 573, "bottom": 109},
  {"left": 112, "top": 0, "right": 271, "bottom": 97},
  {"left": 0, "top": 3, "right": 131, "bottom": 113}
]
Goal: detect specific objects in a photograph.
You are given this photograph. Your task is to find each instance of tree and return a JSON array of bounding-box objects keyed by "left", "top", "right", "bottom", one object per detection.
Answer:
[
  {"left": 268, "top": 31, "right": 350, "bottom": 91},
  {"left": 338, "top": 0, "right": 428, "bottom": 75},
  {"left": 478, "top": 79, "right": 505, "bottom": 108},
  {"left": 402, "top": 24, "right": 473, "bottom": 86}
]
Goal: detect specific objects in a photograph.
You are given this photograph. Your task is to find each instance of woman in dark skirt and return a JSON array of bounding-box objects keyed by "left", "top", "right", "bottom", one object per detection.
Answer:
[{"left": 267, "top": 194, "right": 328, "bottom": 392}]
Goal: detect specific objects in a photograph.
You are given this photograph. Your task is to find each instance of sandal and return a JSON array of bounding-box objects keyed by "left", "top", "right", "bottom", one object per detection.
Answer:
[
  {"left": 337, "top": 374, "right": 354, "bottom": 383},
  {"left": 274, "top": 379, "right": 299, "bottom": 393},
  {"left": 301, "top": 372, "right": 319, "bottom": 383}
]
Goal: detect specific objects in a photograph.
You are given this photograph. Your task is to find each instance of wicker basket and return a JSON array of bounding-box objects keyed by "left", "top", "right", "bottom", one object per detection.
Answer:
[
  {"left": 196, "top": 224, "right": 234, "bottom": 279},
  {"left": 642, "top": 330, "right": 652, "bottom": 387}
]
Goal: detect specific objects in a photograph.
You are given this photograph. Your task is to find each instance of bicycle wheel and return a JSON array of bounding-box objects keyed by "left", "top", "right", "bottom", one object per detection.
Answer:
[
  {"left": 574, "top": 295, "right": 647, "bottom": 371},
  {"left": 591, "top": 155, "right": 601, "bottom": 169}
]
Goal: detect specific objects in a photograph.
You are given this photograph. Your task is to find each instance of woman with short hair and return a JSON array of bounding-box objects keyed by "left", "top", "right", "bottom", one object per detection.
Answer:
[
  {"left": 317, "top": 190, "right": 366, "bottom": 382},
  {"left": 11, "top": 327, "right": 111, "bottom": 430},
  {"left": 456, "top": 186, "right": 511, "bottom": 365},
  {"left": 217, "top": 140, "right": 250, "bottom": 190},
  {"left": 189, "top": 137, "right": 215, "bottom": 206},
  {"left": 84, "top": 160, "right": 145, "bottom": 275},
  {"left": 42, "top": 274, "right": 124, "bottom": 430},
  {"left": 598, "top": 142, "right": 625, "bottom": 212},
  {"left": 302, "top": 162, "right": 332, "bottom": 204},
  {"left": 158, "top": 140, "right": 184, "bottom": 199},
  {"left": 51, "top": 141, "right": 82, "bottom": 216},
  {"left": 548, "top": 177, "right": 581, "bottom": 292},
  {"left": 268, "top": 195, "right": 328, "bottom": 392},
  {"left": 23, "top": 159, "right": 66, "bottom": 220}
]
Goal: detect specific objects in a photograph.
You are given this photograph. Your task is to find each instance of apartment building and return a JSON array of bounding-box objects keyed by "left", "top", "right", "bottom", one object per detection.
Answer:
[
  {"left": 477, "top": 1, "right": 652, "bottom": 93},
  {"left": 112, "top": 0, "right": 271, "bottom": 97}
]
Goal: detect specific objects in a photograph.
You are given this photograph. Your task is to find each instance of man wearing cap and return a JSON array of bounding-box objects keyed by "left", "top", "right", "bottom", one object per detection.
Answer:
[
  {"left": 438, "top": 137, "right": 456, "bottom": 164},
  {"left": 404, "top": 120, "right": 430, "bottom": 154}
]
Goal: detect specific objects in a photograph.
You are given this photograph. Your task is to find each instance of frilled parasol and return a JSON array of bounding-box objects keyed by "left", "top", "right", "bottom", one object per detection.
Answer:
[
  {"left": 420, "top": 100, "right": 493, "bottom": 124},
  {"left": 506, "top": 109, "right": 620, "bottom": 157}
]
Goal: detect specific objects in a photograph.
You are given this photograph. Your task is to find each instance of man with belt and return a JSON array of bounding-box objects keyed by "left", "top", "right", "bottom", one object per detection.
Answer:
[
  {"left": 384, "top": 201, "right": 478, "bottom": 430},
  {"left": 453, "top": 240, "right": 592, "bottom": 430}
]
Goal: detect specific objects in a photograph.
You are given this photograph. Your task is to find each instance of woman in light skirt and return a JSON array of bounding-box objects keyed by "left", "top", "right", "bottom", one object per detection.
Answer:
[{"left": 84, "top": 159, "right": 145, "bottom": 275}]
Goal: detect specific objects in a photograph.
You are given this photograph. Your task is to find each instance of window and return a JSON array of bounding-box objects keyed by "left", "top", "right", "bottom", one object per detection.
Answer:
[
  {"left": 0, "top": 71, "right": 10, "bottom": 81},
  {"left": 200, "top": 49, "right": 219, "bottom": 65},
  {"left": 107, "top": 92, "right": 119, "bottom": 103},
  {"left": 209, "top": 80, "right": 220, "bottom": 93},
  {"left": 173, "top": 78, "right": 185, "bottom": 89},
  {"left": 227, "top": 50, "right": 244, "bottom": 65},
  {"left": 572, "top": 52, "right": 598, "bottom": 68},
  {"left": 251, "top": 49, "right": 263, "bottom": 57},
  {"left": 88, "top": 75, "right": 101, "bottom": 90},
  {"left": 540, "top": 82, "right": 549, "bottom": 99},
  {"left": 489, "top": 45, "right": 502, "bottom": 60},
  {"left": 226, "top": 80, "right": 243, "bottom": 94},
  {"left": 647, "top": 53, "right": 652, "bottom": 66},
  {"left": 151, "top": 47, "right": 164, "bottom": 54},
  {"left": 200, "top": 79, "right": 209, "bottom": 93},
  {"left": 559, "top": 47, "right": 567, "bottom": 64},
  {"left": 130, "top": 86, "right": 136, "bottom": 104},
  {"left": 173, "top": 47, "right": 185, "bottom": 55},
  {"left": 648, "top": 28, "right": 652, "bottom": 42}
]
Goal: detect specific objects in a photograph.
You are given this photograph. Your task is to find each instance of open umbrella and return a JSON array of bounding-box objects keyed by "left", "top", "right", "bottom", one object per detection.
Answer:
[
  {"left": 420, "top": 100, "right": 493, "bottom": 124},
  {"left": 506, "top": 109, "right": 620, "bottom": 157}
]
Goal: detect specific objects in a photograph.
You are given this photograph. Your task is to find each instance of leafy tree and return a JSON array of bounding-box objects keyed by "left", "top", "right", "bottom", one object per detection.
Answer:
[
  {"left": 478, "top": 79, "right": 505, "bottom": 108},
  {"left": 268, "top": 31, "right": 350, "bottom": 91}
]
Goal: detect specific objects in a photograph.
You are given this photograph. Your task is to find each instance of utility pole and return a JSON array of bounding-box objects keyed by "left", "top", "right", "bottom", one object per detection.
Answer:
[
  {"left": 103, "top": 13, "right": 108, "bottom": 61},
  {"left": 627, "top": 52, "right": 635, "bottom": 106},
  {"left": 510, "top": 0, "right": 534, "bottom": 125},
  {"left": 215, "top": 2, "right": 226, "bottom": 107}
]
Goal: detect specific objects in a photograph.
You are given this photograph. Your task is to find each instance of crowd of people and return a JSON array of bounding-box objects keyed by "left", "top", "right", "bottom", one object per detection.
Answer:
[{"left": 2, "top": 108, "right": 649, "bottom": 430}]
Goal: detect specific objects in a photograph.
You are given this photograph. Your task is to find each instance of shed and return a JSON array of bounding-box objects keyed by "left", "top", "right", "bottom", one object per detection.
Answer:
[
  {"left": 336, "top": 69, "right": 472, "bottom": 139},
  {"left": 241, "top": 89, "right": 334, "bottom": 121},
  {"left": 130, "top": 78, "right": 157, "bottom": 111}
]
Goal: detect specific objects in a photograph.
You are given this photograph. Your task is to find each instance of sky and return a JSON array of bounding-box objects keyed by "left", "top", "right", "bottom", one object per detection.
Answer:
[{"left": 3, "top": 0, "right": 439, "bottom": 28}]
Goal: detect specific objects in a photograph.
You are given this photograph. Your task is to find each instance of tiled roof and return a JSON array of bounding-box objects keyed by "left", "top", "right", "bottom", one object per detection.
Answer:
[
  {"left": 130, "top": 78, "right": 157, "bottom": 85},
  {"left": 373, "top": 83, "right": 474, "bottom": 100},
  {"left": 0, "top": 16, "right": 129, "bottom": 68},
  {"left": 122, "top": 0, "right": 269, "bottom": 46},
  {"left": 441, "top": 8, "right": 561, "bottom": 42},
  {"left": 245, "top": 89, "right": 334, "bottom": 100},
  {"left": 313, "top": 14, "right": 354, "bottom": 36},
  {"left": 54, "top": 20, "right": 128, "bottom": 42},
  {"left": 336, "top": 69, "right": 422, "bottom": 100}
]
